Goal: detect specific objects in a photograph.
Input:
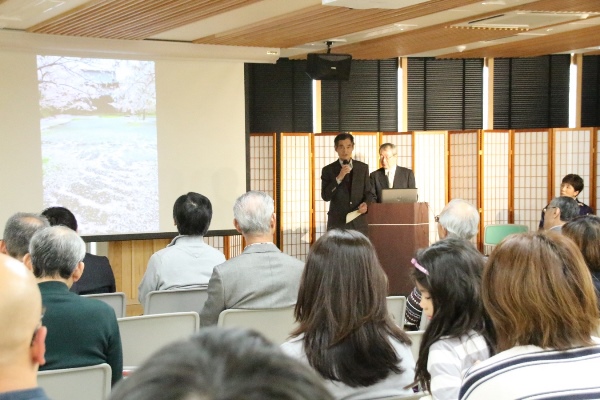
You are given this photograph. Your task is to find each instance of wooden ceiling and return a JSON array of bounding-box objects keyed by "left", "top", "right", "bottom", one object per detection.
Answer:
[{"left": 1, "top": 0, "right": 599, "bottom": 60}]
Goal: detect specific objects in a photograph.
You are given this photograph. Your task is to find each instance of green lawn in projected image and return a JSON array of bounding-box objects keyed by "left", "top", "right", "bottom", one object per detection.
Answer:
[{"left": 41, "top": 115, "right": 158, "bottom": 234}]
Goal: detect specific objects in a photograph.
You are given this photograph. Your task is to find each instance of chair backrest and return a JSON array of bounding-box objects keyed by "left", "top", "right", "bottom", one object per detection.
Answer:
[
  {"left": 405, "top": 330, "right": 425, "bottom": 363},
  {"left": 118, "top": 312, "right": 199, "bottom": 368},
  {"left": 386, "top": 296, "right": 407, "bottom": 326},
  {"left": 484, "top": 224, "right": 528, "bottom": 246},
  {"left": 38, "top": 363, "right": 111, "bottom": 400},
  {"left": 217, "top": 307, "right": 296, "bottom": 345},
  {"left": 144, "top": 288, "right": 208, "bottom": 315},
  {"left": 82, "top": 292, "right": 126, "bottom": 318}
]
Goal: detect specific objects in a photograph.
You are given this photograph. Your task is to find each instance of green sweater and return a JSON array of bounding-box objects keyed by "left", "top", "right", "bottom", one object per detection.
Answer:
[{"left": 38, "top": 281, "right": 122, "bottom": 385}]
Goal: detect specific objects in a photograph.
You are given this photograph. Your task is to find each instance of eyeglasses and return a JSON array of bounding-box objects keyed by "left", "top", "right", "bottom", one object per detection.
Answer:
[{"left": 434, "top": 215, "right": 440, "bottom": 223}]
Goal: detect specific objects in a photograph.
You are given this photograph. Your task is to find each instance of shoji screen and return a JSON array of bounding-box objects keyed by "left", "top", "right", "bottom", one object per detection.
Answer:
[
  {"left": 553, "top": 128, "right": 593, "bottom": 206},
  {"left": 313, "top": 134, "right": 336, "bottom": 241},
  {"left": 448, "top": 131, "right": 479, "bottom": 245},
  {"left": 482, "top": 130, "right": 510, "bottom": 254},
  {"left": 249, "top": 134, "right": 276, "bottom": 198},
  {"left": 381, "top": 132, "right": 413, "bottom": 171},
  {"left": 414, "top": 131, "right": 446, "bottom": 244},
  {"left": 513, "top": 130, "right": 549, "bottom": 231},
  {"left": 281, "top": 133, "right": 312, "bottom": 261}
]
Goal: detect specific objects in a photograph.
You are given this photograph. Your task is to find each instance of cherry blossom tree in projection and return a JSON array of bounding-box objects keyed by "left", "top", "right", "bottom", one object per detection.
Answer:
[
  {"left": 110, "top": 60, "right": 156, "bottom": 119},
  {"left": 37, "top": 56, "right": 114, "bottom": 115}
]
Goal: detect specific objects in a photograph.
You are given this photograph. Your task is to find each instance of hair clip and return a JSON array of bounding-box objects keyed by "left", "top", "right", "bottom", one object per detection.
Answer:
[{"left": 411, "top": 258, "right": 429, "bottom": 275}]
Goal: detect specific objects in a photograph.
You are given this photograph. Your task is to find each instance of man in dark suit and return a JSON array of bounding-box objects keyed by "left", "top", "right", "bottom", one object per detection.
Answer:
[
  {"left": 42, "top": 207, "right": 116, "bottom": 295},
  {"left": 24, "top": 226, "right": 122, "bottom": 385},
  {"left": 321, "top": 133, "right": 372, "bottom": 235},
  {"left": 370, "top": 143, "right": 416, "bottom": 203}
]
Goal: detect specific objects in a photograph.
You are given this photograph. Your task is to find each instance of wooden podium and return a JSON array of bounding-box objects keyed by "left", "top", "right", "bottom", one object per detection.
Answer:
[{"left": 367, "top": 203, "right": 429, "bottom": 296}]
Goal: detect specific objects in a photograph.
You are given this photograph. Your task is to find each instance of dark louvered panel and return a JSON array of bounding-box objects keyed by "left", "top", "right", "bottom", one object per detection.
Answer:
[
  {"left": 464, "top": 59, "right": 484, "bottom": 129},
  {"left": 321, "top": 79, "right": 341, "bottom": 132},
  {"left": 493, "top": 56, "right": 569, "bottom": 129},
  {"left": 321, "top": 59, "right": 398, "bottom": 132},
  {"left": 426, "top": 58, "right": 466, "bottom": 130},
  {"left": 247, "top": 59, "right": 312, "bottom": 133},
  {"left": 340, "top": 61, "right": 380, "bottom": 132},
  {"left": 292, "top": 60, "right": 314, "bottom": 132},
  {"left": 409, "top": 58, "right": 482, "bottom": 131},
  {"left": 548, "top": 55, "right": 569, "bottom": 128},
  {"left": 582, "top": 55, "right": 600, "bottom": 127},
  {"left": 407, "top": 58, "right": 425, "bottom": 131},
  {"left": 379, "top": 59, "right": 399, "bottom": 132},
  {"left": 493, "top": 58, "right": 511, "bottom": 129}
]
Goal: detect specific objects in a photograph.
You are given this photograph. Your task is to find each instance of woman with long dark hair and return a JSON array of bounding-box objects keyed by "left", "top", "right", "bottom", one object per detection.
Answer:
[
  {"left": 281, "top": 229, "right": 415, "bottom": 399},
  {"left": 411, "top": 238, "right": 494, "bottom": 400}
]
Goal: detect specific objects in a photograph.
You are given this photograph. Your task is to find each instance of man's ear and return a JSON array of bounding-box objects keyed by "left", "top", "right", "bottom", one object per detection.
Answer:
[
  {"left": 71, "top": 261, "right": 85, "bottom": 283},
  {"left": 574, "top": 190, "right": 581, "bottom": 198},
  {"left": 22, "top": 253, "right": 34, "bottom": 272},
  {"left": 31, "top": 325, "right": 47, "bottom": 367},
  {"left": 233, "top": 219, "right": 242, "bottom": 234},
  {"left": 0, "top": 240, "right": 6, "bottom": 255}
]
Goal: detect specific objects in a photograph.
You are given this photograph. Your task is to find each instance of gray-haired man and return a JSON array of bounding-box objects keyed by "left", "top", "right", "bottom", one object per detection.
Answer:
[{"left": 200, "top": 191, "right": 304, "bottom": 327}]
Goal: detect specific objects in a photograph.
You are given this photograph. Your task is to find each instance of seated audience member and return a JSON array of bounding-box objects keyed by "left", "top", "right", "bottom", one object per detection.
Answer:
[
  {"left": 281, "top": 229, "right": 415, "bottom": 399},
  {"left": 405, "top": 199, "right": 480, "bottom": 329},
  {"left": 109, "top": 327, "right": 333, "bottom": 400},
  {"left": 411, "top": 238, "right": 494, "bottom": 400},
  {"left": 24, "top": 226, "right": 122, "bottom": 385},
  {"left": 563, "top": 215, "right": 600, "bottom": 297},
  {"left": 0, "top": 212, "right": 49, "bottom": 262},
  {"left": 138, "top": 192, "right": 225, "bottom": 304},
  {"left": 200, "top": 191, "right": 304, "bottom": 327},
  {"left": 0, "top": 254, "right": 49, "bottom": 400},
  {"left": 42, "top": 206, "right": 116, "bottom": 295},
  {"left": 460, "top": 232, "right": 600, "bottom": 399},
  {"left": 539, "top": 174, "right": 593, "bottom": 228},
  {"left": 542, "top": 195, "right": 579, "bottom": 232}
]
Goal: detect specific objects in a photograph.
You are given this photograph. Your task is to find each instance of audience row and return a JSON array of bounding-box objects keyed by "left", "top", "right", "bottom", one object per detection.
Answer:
[{"left": 2, "top": 189, "right": 600, "bottom": 399}]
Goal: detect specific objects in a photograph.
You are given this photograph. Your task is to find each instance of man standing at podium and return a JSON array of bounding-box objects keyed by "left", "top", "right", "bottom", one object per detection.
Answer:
[
  {"left": 370, "top": 143, "right": 415, "bottom": 203},
  {"left": 321, "top": 133, "right": 372, "bottom": 236}
]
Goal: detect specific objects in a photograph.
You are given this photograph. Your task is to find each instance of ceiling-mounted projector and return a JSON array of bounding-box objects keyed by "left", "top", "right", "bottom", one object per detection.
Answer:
[{"left": 306, "top": 41, "right": 352, "bottom": 81}]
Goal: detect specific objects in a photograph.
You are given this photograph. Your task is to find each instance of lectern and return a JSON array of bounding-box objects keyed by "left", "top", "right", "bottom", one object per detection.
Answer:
[{"left": 367, "top": 203, "right": 429, "bottom": 296}]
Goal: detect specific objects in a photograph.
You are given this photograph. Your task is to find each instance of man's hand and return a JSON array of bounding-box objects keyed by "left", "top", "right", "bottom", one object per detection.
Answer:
[
  {"left": 358, "top": 202, "right": 368, "bottom": 214},
  {"left": 336, "top": 164, "right": 352, "bottom": 182}
]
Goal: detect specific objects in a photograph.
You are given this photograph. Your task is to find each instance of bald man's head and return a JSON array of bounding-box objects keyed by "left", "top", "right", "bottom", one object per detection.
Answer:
[{"left": 0, "top": 254, "right": 44, "bottom": 368}]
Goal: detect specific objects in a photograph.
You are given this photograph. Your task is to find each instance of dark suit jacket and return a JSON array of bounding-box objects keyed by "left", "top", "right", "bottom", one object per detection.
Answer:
[
  {"left": 321, "top": 159, "right": 372, "bottom": 235},
  {"left": 70, "top": 253, "right": 116, "bottom": 295},
  {"left": 39, "top": 281, "right": 123, "bottom": 385},
  {"left": 370, "top": 166, "right": 416, "bottom": 203}
]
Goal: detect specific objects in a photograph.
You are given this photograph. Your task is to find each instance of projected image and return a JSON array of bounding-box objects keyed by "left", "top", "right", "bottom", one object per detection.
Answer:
[{"left": 37, "top": 56, "right": 158, "bottom": 235}]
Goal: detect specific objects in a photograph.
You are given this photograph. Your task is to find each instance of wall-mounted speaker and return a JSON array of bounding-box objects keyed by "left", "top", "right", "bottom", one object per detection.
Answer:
[{"left": 306, "top": 53, "right": 352, "bottom": 81}]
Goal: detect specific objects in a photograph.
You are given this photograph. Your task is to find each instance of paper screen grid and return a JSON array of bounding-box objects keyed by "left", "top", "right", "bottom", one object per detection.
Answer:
[
  {"left": 414, "top": 132, "right": 446, "bottom": 244},
  {"left": 249, "top": 134, "right": 276, "bottom": 198},
  {"left": 381, "top": 133, "right": 413, "bottom": 170},
  {"left": 449, "top": 132, "right": 479, "bottom": 245},
  {"left": 553, "top": 129, "right": 592, "bottom": 205},
  {"left": 248, "top": 128, "right": 596, "bottom": 251},
  {"left": 482, "top": 131, "right": 510, "bottom": 254},
  {"left": 281, "top": 134, "right": 311, "bottom": 261},
  {"left": 513, "top": 130, "right": 549, "bottom": 231}
]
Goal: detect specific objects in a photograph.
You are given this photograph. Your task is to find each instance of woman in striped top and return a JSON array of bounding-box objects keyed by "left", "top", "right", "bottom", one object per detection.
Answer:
[{"left": 460, "top": 232, "right": 600, "bottom": 399}]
